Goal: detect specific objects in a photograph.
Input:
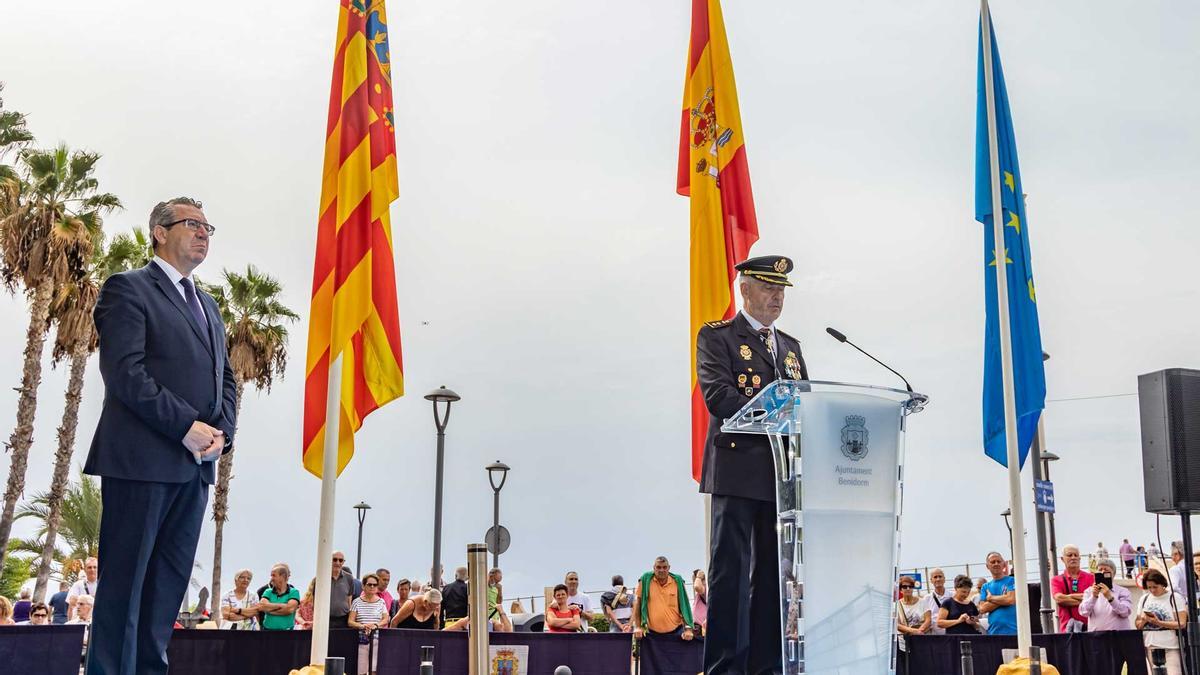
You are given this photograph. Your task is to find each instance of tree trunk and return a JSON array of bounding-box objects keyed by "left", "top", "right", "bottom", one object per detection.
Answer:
[
  {"left": 0, "top": 277, "right": 55, "bottom": 572},
  {"left": 209, "top": 382, "right": 244, "bottom": 619},
  {"left": 33, "top": 341, "right": 90, "bottom": 602}
]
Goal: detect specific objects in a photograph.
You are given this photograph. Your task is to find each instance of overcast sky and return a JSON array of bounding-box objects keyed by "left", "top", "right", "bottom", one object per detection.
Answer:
[{"left": 1, "top": 0, "right": 1197, "bottom": 605}]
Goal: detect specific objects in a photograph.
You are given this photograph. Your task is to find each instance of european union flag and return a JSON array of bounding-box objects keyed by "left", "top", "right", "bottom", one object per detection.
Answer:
[{"left": 976, "top": 10, "right": 1046, "bottom": 469}]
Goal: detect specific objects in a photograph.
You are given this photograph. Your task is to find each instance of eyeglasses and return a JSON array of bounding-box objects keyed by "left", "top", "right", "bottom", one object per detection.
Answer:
[
  {"left": 332, "top": 557, "right": 345, "bottom": 562},
  {"left": 162, "top": 218, "right": 216, "bottom": 236},
  {"left": 32, "top": 613, "right": 48, "bottom": 618}
]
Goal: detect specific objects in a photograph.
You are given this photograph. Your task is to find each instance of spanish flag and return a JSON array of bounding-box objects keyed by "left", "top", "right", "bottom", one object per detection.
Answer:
[
  {"left": 678, "top": 0, "right": 759, "bottom": 481},
  {"left": 303, "top": 0, "right": 404, "bottom": 478}
]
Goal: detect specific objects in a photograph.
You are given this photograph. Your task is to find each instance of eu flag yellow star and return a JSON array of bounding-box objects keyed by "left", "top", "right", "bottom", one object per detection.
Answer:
[
  {"left": 1006, "top": 211, "right": 1021, "bottom": 235},
  {"left": 989, "top": 247, "right": 1013, "bottom": 267},
  {"left": 1004, "top": 171, "right": 1015, "bottom": 192},
  {"left": 1028, "top": 279, "right": 1036, "bottom": 302}
]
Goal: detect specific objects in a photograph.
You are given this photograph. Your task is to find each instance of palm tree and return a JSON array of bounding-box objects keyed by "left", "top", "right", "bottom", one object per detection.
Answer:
[
  {"left": 0, "top": 144, "right": 120, "bottom": 571},
  {"left": 198, "top": 265, "right": 297, "bottom": 616},
  {"left": 14, "top": 470, "right": 101, "bottom": 584},
  {"left": 29, "top": 229, "right": 150, "bottom": 598},
  {"left": 0, "top": 84, "right": 34, "bottom": 216}
]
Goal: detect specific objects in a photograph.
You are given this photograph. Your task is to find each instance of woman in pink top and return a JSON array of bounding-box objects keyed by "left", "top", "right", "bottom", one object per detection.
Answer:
[
  {"left": 1079, "top": 559, "right": 1132, "bottom": 631},
  {"left": 691, "top": 569, "right": 708, "bottom": 634}
]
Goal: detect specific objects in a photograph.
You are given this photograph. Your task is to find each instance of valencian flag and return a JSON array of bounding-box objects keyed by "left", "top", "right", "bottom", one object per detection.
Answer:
[
  {"left": 678, "top": 0, "right": 760, "bottom": 481},
  {"left": 303, "top": 0, "right": 404, "bottom": 478},
  {"left": 976, "top": 9, "right": 1045, "bottom": 469}
]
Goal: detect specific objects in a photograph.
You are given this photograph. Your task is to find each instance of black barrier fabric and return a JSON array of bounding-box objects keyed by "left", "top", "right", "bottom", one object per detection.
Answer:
[
  {"left": 166, "top": 628, "right": 360, "bottom": 675},
  {"left": 0, "top": 624, "right": 86, "bottom": 675},
  {"left": 375, "top": 629, "right": 632, "bottom": 674},
  {"left": 637, "top": 632, "right": 704, "bottom": 675},
  {"left": 900, "top": 631, "right": 1150, "bottom": 675}
]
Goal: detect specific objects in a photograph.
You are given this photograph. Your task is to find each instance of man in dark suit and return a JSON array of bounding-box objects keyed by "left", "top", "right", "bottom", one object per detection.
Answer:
[
  {"left": 84, "top": 196, "right": 237, "bottom": 675},
  {"left": 698, "top": 255, "right": 808, "bottom": 675}
]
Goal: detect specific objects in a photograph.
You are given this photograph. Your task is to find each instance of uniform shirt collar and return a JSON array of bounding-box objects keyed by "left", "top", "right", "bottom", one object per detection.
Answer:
[
  {"left": 153, "top": 255, "right": 192, "bottom": 285},
  {"left": 740, "top": 309, "right": 774, "bottom": 334}
]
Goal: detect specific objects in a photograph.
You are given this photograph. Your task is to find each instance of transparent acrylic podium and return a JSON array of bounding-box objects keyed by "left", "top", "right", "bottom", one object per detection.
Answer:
[{"left": 721, "top": 380, "right": 927, "bottom": 675}]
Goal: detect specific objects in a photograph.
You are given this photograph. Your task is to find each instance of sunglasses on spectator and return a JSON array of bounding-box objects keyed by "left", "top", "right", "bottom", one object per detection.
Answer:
[
  {"left": 365, "top": 582, "right": 378, "bottom": 587},
  {"left": 33, "top": 613, "right": 48, "bottom": 618},
  {"left": 899, "top": 585, "right": 914, "bottom": 590},
  {"left": 332, "top": 557, "right": 344, "bottom": 562}
]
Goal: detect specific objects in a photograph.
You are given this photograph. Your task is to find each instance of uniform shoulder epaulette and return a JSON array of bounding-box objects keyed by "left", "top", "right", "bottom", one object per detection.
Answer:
[{"left": 705, "top": 319, "right": 733, "bottom": 329}]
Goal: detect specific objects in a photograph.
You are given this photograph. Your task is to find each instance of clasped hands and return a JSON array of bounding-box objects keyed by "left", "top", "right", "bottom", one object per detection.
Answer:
[{"left": 184, "top": 421, "right": 225, "bottom": 463}]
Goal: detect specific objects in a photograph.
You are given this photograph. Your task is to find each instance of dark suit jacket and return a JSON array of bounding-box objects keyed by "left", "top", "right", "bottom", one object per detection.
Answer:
[
  {"left": 84, "top": 262, "right": 237, "bottom": 485},
  {"left": 697, "top": 313, "right": 808, "bottom": 502}
]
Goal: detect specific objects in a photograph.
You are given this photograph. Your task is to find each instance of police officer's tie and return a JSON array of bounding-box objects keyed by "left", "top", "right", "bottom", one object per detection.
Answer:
[
  {"left": 757, "top": 327, "right": 775, "bottom": 356},
  {"left": 179, "top": 277, "right": 210, "bottom": 344}
]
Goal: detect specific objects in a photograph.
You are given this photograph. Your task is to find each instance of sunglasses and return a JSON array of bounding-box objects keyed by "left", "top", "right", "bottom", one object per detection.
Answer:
[
  {"left": 332, "top": 558, "right": 345, "bottom": 562},
  {"left": 33, "top": 613, "right": 48, "bottom": 618},
  {"left": 899, "top": 585, "right": 914, "bottom": 590},
  {"left": 365, "top": 582, "right": 378, "bottom": 587}
]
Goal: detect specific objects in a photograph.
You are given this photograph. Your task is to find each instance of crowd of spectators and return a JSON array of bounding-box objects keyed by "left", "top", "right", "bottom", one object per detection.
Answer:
[
  {"left": 2, "top": 538, "right": 1196, "bottom": 674},
  {"left": 897, "top": 542, "right": 1199, "bottom": 675}
]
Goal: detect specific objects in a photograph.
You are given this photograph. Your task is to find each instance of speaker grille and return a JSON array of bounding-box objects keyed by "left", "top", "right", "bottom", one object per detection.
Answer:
[{"left": 1166, "top": 369, "right": 1200, "bottom": 507}]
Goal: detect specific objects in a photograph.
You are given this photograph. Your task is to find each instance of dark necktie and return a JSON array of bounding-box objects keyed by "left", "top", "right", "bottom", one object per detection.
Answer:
[{"left": 179, "top": 277, "right": 209, "bottom": 340}]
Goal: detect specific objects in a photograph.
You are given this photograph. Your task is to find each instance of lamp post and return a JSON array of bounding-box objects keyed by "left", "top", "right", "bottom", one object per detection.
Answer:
[
  {"left": 426, "top": 386, "right": 460, "bottom": 590},
  {"left": 1001, "top": 508, "right": 1014, "bottom": 562},
  {"left": 354, "top": 502, "right": 371, "bottom": 580},
  {"left": 1027, "top": 350, "right": 1056, "bottom": 633},
  {"left": 486, "top": 460, "right": 511, "bottom": 569},
  {"left": 1041, "top": 451, "right": 1061, "bottom": 576}
]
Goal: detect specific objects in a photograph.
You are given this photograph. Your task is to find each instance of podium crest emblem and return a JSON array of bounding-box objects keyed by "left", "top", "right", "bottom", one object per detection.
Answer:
[
  {"left": 840, "top": 415, "right": 869, "bottom": 461},
  {"left": 490, "top": 647, "right": 520, "bottom": 675}
]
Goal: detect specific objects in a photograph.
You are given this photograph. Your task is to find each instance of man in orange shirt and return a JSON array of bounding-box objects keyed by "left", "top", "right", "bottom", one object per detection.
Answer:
[{"left": 632, "top": 557, "right": 695, "bottom": 641}]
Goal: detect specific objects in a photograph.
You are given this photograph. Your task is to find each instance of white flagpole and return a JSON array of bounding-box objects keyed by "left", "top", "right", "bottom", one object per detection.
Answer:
[
  {"left": 309, "top": 355, "right": 344, "bottom": 665},
  {"left": 980, "top": 0, "right": 1033, "bottom": 658}
]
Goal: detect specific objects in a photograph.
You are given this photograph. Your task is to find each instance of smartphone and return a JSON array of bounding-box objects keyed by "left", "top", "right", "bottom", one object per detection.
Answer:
[{"left": 1095, "top": 572, "right": 1113, "bottom": 589}]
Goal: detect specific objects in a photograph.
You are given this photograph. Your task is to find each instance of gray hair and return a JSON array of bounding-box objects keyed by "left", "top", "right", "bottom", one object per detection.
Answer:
[
  {"left": 149, "top": 196, "right": 203, "bottom": 250},
  {"left": 455, "top": 566, "right": 468, "bottom": 581},
  {"left": 271, "top": 563, "right": 291, "bottom": 578},
  {"left": 424, "top": 588, "right": 443, "bottom": 604},
  {"left": 1172, "top": 540, "right": 1185, "bottom": 556},
  {"left": 654, "top": 556, "right": 670, "bottom": 565},
  {"left": 234, "top": 568, "right": 253, "bottom": 581},
  {"left": 1096, "top": 558, "right": 1117, "bottom": 573},
  {"left": 985, "top": 551, "right": 1005, "bottom": 563},
  {"left": 75, "top": 594, "right": 94, "bottom": 606}
]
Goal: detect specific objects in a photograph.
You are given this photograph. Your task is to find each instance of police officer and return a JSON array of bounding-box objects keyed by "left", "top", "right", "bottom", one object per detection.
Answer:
[{"left": 698, "top": 255, "right": 807, "bottom": 675}]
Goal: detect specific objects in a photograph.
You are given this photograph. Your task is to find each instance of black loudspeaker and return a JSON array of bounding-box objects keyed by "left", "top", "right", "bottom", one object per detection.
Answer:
[{"left": 1139, "top": 368, "right": 1200, "bottom": 514}]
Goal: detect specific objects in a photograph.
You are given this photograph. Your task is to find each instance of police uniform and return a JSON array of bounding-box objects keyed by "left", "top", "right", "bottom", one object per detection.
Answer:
[{"left": 698, "top": 255, "right": 807, "bottom": 675}]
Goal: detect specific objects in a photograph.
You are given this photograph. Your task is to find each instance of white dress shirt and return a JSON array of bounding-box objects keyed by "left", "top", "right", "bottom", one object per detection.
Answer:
[{"left": 153, "top": 256, "right": 205, "bottom": 321}]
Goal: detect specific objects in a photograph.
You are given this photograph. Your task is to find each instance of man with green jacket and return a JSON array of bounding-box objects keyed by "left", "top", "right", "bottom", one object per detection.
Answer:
[{"left": 632, "top": 556, "right": 695, "bottom": 641}]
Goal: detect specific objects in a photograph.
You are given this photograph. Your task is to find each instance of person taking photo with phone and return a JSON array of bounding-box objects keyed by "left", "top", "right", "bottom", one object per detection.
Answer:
[{"left": 1080, "top": 559, "right": 1133, "bottom": 631}]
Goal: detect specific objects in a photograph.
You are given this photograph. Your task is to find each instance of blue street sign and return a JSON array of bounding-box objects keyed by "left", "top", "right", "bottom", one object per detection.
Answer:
[{"left": 1035, "top": 480, "right": 1055, "bottom": 513}]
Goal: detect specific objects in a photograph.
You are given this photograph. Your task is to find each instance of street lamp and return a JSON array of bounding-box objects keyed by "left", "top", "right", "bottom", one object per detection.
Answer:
[
  {"left": 425, "top": 385, "right": 460, "bottom": 590},
  {"left": 486, "top": 460, "right": 511, "bottom": 569},
  {"left": 1042, "top": 451, "right": 1061, "bottom": 576},
  {"left": 354, "top": 502, "right": 371, "bottom": 580},
  {"left": 1001, "top": 508, "right": 1014, "bottom": 563}
]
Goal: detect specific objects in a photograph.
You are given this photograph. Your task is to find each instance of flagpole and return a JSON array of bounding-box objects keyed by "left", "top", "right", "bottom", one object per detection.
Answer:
[
  {"left": 310, "top": 355, "right": 344, "bottom": 665},
  {"left": 981, "top": 0, "right": 1033, "bottom": 658}
]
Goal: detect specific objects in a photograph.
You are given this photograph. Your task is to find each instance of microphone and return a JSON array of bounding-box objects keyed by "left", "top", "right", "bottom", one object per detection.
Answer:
[{"left": 825, "top": 326, "right": 914, "bottom": 393}]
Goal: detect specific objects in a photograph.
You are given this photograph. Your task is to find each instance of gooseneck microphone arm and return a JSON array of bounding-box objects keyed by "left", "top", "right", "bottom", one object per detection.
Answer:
[{"left": 825, "top": 326, "right": 914, "bottom": 393}]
